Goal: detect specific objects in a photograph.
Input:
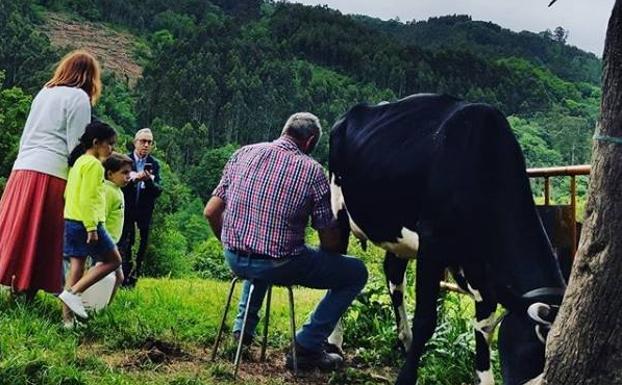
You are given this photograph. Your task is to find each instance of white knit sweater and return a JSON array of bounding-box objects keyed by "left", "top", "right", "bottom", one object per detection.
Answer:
[{"left": 12, "top": 86, "right": 91, "bottom": 180}]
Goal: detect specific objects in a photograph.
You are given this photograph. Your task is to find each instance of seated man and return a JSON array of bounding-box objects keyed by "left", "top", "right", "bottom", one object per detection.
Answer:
[{"left": 204, "top": 112, "right": 368, "bottom": 371}]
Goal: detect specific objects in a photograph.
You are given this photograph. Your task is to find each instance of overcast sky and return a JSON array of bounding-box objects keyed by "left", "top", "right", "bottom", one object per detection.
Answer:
[{"left": 290, "top": 0, "right": 615, "bottom": 56}]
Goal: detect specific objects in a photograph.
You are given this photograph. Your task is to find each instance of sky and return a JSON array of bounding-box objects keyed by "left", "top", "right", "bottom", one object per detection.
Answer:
[{"left": 290, "top": 0, "right": 615, "bottom": 56}]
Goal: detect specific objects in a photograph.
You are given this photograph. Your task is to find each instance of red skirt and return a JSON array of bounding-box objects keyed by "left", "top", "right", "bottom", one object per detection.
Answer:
[{"left": 0, "top": 170, "right": 66, "bottom": 293}]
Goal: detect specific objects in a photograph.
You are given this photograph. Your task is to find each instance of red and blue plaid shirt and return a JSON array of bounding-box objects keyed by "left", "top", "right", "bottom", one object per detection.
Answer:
[{"left": 213, "top": 136, "right": 334, "bottom": 258}]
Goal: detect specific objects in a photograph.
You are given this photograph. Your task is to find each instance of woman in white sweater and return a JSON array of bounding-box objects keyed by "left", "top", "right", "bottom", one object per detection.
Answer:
[{"left": 0, "top": 50, "right": 102, "bottom": 297}]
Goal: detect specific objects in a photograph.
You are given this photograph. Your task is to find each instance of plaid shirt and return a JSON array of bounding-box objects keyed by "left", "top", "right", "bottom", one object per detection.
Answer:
[{"left": 212, "top": 136, "right": 334, "bottom": 258}]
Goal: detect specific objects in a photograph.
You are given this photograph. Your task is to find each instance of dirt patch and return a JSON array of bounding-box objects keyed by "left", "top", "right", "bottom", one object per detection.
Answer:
[
  {"left": 39, "top": 12, "right": 144, "bottom": 86},
  {"left": 123, "top": 338, "right": 190, "bottom": 369},
  {"left": 172, "top": 345, "right": 394, "bottom": 384},
  {"left": 235, "top": 350, "right": 329, "bottom": 384},
  {"left": 80, "top": 343, "right": 396, "bottom": 384}
]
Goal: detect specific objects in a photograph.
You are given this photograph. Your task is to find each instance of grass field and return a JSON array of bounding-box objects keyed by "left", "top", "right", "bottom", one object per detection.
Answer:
[
  {"left": 0, "top": 265, "right": 499, "bottom": 385},
  {"left": 0, "top": 278, "right": 404, "bottom": 385}
]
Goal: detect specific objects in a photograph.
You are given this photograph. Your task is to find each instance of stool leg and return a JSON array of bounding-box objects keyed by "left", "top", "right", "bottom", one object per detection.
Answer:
[
  {"left": 287, "top": 286, "right": 298, "bottom": 375},
  {"left": 211, "top": 277, "right": 239, "bottom": 362},
  {"left": 260, "top": 285, "right": 273, "bottom": 361},
  {"left": 234, "top": 281, "right": 255, "bottom": 379}
]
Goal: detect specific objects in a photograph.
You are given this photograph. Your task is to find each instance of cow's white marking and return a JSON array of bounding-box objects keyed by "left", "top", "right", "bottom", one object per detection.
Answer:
[
  {"left": 523, "top": 374, "right": 543, "bottom": 385},
  {"left": 474, "top": 312, "right": 497, "bottom": 341},
  {"left": 474, "top": 312, "right": 496, "bottom": 385},
  {"left": 527, "top": 302, "right": 552, "bottom": 325},
  {"left": 476, "top": 369, "right": 495, "bottom": 385},
  {"left": 378, "top": 227, "right": 419, "bottom": 259},
  {"left": 327, "top": 319, "right": 344, "bottom": 350},
  {"left": 329, "top": 175, "right": 417, "bottom": 254},
  {"left": 329, "top": 174, "right": 345, "bottom": 218},
  {"left": 390, "top": 280, "right": 413, "bottom": 350},
  {"left": 467, "top": 283, "right": 483, "bottom": 302},
  {"left": 535, "top": 325, "right": 546, "bottom": 344}
]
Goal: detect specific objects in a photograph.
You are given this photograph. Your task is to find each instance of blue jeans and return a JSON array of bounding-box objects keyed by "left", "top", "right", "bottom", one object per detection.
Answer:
[
  {"left": 63, "top": 220, "right": 116, "bottom": 259},
  {"left": 225, "top": 247, "right": 368, "bottom": 352}
]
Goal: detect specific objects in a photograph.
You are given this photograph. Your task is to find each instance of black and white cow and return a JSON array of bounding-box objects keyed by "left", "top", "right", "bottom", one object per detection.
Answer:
[{"left": 327, "top": 94, "right": 566, "bottom": 385}]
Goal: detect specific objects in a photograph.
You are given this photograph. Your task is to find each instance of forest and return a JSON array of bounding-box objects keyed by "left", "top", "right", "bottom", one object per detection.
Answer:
[
  {"left": 0, "top": 1, "right": 607, "bottom": 383},
  {"left": 0, "top": 0, "right": 600, "bottom": 283}
]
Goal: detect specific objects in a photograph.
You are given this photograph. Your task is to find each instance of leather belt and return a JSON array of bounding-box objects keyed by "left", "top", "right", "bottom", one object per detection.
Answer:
[{"left": 230, "top": 249, "right": 277, "bottom": 260}]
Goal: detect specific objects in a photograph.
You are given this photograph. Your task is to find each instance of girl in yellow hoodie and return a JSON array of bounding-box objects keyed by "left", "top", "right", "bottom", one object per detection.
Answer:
[{"left": 59, "top": 121, "right": 121, "bottom": 320}]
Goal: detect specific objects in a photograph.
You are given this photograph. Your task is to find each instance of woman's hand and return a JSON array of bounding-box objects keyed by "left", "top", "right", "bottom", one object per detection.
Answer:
[{"left": 87, "top": 230, "right": 99, "bottom": 244}]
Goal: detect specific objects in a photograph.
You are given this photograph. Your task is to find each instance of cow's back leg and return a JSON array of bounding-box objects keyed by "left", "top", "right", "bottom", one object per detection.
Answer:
[
  {"left": 473, "top": 294, "right": 497, "bottom": 385},
  {"left": 456, "top": 266, "right": 497, "bottom": 385},
  {"left": 395, "top": 256, "right": 445, "bottom": 385},
  {"left": 384, "top": 252, "right": 411, "bottom": 353}
]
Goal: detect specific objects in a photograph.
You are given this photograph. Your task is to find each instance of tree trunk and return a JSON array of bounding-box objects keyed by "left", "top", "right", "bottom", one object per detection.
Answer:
[{"left": 540, "top": 1, "right": 622, "bottom": 384}]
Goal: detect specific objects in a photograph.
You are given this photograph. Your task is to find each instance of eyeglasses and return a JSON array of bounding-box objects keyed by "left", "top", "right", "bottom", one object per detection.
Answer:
[{"left": 137, "top": 139, "right": 153, "bottom": 145}]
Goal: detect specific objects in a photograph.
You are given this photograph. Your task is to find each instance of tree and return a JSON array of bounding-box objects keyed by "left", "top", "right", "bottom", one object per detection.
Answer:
[
  {"left": 187, "top": 144, "right": 239, "bottom": 201},
  {"left": 0, "top": 1, "right": 57, "bottom": 92},
  {"left": 552, "top": 26, "right": 568, "bottom": 44},
  {"left": 537, "top": 1, "right": 622, "bottom": 383},
  {"left": 0, "top": 71, "right": 32, "bottom": 179}
]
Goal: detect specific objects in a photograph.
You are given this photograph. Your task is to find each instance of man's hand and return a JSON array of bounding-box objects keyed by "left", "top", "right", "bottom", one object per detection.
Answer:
[
  {"left": 135, "top": 171, "right": 152, "bottom": 182},
  {"left": 87, "top": 230, "right": 99, "bottom": 244},
  {"left": 318, "top": 226, "right": 345, "bottom": 254}
]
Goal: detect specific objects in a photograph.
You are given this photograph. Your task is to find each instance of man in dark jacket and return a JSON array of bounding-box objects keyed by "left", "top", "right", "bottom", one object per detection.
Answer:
[{"left": 120, "top": 128, "right": 162, "bottom": 287}]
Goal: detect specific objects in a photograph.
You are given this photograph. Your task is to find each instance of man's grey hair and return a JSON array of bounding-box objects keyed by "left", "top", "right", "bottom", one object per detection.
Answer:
[
  {"left": 281, "top": 112, "right": 322, "bottom": 141},
  {"left": 134, "top": 128, "right": 153, "bottom": 140}
]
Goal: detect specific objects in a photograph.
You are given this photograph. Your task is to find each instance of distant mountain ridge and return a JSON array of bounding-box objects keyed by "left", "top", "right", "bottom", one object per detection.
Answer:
[
  {"left": 0, "top": 0, "right": 601, "bottom": 171},
  {"left": 353, "top": 14, "right": 601, "bottom": 85}
]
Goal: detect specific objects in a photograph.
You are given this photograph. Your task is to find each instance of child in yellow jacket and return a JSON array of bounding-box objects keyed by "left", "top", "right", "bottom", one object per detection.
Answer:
[
  {"left": 59, "top": 121, "right": 121, "bottom": 320},
  {"left": 100, "top": 153, "right": 133, "bottom": 301}
]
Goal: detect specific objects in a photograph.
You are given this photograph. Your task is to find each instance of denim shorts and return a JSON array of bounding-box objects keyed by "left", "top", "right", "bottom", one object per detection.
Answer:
[{"left": 63, "top": 220, "right": 116, "bottom": 259}]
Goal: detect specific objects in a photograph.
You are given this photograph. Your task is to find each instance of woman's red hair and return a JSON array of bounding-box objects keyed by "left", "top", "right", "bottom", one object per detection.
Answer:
[{"left": 45, "top": 50, "right": 102, "bottom": 105}]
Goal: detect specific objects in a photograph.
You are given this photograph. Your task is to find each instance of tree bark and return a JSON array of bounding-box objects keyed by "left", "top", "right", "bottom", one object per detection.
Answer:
[{"left": 540, "top": 1, "right": 622, "bottom": 384}]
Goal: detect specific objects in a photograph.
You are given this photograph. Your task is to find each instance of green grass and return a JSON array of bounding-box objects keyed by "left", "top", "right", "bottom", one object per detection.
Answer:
[
  {"left": 0, "top": 273, "right": 499, "bottom": 384},
  {"left": 0, "top": 278, "right": 328, "bottom": 385}
]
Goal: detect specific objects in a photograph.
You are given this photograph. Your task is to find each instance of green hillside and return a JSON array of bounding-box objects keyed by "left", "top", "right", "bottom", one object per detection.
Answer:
[
  {"left": 0, "top": 2, "right": 602, "bottom": 383},
  {"left": 354, "top": 14, "right": 601, "bottom": 85}
]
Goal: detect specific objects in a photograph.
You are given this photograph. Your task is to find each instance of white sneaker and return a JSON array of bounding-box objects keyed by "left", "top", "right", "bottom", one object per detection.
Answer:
[{"left": 59, "top": 290, "right": 88, "bottom": 319}]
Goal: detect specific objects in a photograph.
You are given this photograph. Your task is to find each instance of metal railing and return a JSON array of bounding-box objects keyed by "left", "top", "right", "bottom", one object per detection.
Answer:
[{"left": 527, "top": 164, "right": 591, "bottom": 258}]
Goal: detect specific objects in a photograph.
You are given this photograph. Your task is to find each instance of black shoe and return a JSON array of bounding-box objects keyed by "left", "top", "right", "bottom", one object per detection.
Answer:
[
  {"left": 232, "top": 331, "right": 254, "bottom": 346},
  {"left": 286, "top": 342, "right": 343, "bottom": 372}
]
